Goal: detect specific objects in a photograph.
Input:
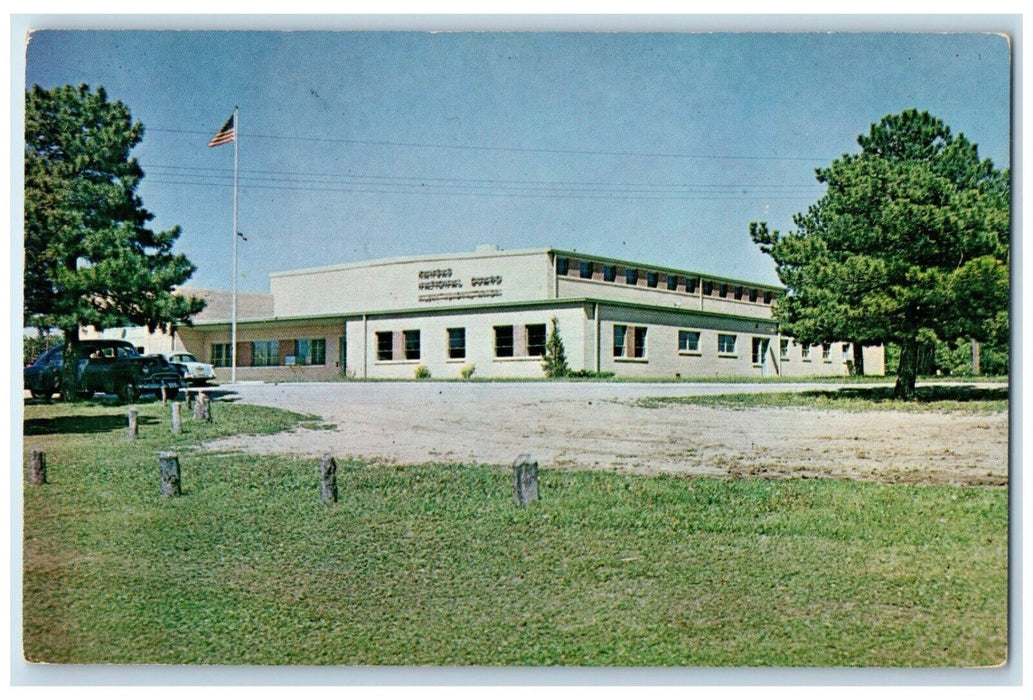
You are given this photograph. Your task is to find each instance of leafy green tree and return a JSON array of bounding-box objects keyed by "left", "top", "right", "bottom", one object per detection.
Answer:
[
  {"left": 751, "top": 109, "right": 1009, "bottom": 399},
  {"left": 542, "top": 316, "right": 570, "bottom": 378},
  {"left": 24, "top": 84, "right": 204, "bottom": 397}
]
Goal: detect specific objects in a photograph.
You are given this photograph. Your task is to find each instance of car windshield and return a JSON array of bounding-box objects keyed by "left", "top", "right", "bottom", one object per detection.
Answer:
[
  {"left": 33, "top": 347, "right": 61, "bottom": 366},
  {"left": 173, "top": 354, "right": 199, "bottom": 363}
]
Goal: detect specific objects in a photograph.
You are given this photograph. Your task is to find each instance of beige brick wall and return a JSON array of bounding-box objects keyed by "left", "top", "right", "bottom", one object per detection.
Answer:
[
  {"left": 346, "top": 306, "right": 589, "bottom": 380},
  {"left": 270, "top": 248, "right": 552, "bottom": 318}
]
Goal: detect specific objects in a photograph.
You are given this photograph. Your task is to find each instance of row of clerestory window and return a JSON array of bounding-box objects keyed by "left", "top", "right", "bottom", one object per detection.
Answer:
[{"left": 557, "top": 257, "right": 774, "bottom": 304}]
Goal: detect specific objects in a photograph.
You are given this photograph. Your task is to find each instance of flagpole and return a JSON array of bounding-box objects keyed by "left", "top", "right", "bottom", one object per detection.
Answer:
[{"left": 231, "top": 106, "right": 239, "bottom": 384}]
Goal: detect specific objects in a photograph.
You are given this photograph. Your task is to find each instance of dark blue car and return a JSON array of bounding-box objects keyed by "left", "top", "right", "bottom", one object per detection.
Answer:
[{"left": 24, "top": 340, "right": 185, "bottom": 402}]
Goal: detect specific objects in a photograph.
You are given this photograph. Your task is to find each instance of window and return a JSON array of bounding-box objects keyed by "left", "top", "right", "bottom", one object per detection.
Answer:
[
  {"left": 211, "top": 343, "right": 231, "bottom": 367},
  {"left": 763, "top": 291, "right": 773, "bottom": 304},
  {"left": 403, "top": 330, "right": 421, "bottom": 360},
  {"left": 666, "top": 274, "right": 678, "bottom": 291},
  {"left": 752, "top": 337, "right": 769, "bottom": 364},
  {"left": 718, "top": 334, "right": 737, "bottom": 355},
  {"left": 718, "top": 283, "right": 728, "bottom": 297},
  {"left": 822, "top": 343, "right": 831, "bottom": 361},
  {"left": 749, "top": 288, "right": 758, "bottom": 303},
  {"left": 613, "top": 325, "right": 627, "bottom": 358},
  {"left": 376, "top": 331, "right": 393, "bottom": 361},
  {"left": 801, "top": 345, "right": 811, "bottom": 361},
  {"left": 702, "top": 280, "right": 713, "bottom": 295},
  {"left": 494, "top": 325, "right": 514, "bottom": 358},
  {"left": 678, "top": 330, "right": 701, "bottom": 353},
  {"left": 557, "top": 257, "right": 570, "bottom": 275},
  {"left": 252, "top": 340, "right": 279, "bottom": 367},
  {"left": 579, "top": 260, "right": 593, "bottom": 279},
  {"left": 625, "top": 268, "right": 639, "bottom": 285},
  {"left": 780, "top": 338, "right": 790, "bottom": 360},
  {"left": 447, "top": 328, "right": 466, "bottom": 359},
  {"left": 646, "top": 271, "right": 659, "bottom": 288},
  {"left": 687, "top": 277, "right": 698, "bottom": 294},
  {"left": 603, "top": 265, "right": 617, "bottom": 282},
  {"left": 295, "top": 338, "right": 326, "bottom": 365},
  {"left": 734, "top": 286, "right": 744, "bottom": 300},
  {"left": 842, "top": 343, "right": 852, "bottom": 359},
  {"left": 526, "top": 324, "right": 547, "bottom": 357},
  {"left": 614, "top": 325, "right": 647, "bottom": 359}
]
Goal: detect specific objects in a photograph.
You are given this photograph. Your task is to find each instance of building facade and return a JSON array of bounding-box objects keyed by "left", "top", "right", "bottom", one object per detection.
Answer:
[{"left": 85, "top": 246, "right": 884, "bottom": 381}]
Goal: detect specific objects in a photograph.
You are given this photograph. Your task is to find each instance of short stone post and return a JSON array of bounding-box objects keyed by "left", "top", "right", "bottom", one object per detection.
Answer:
[
  {"left": 512, "top": 454, "right": 539, "bottom": 506},
  {"left": 319, "top": 454, "right": 338, "bottom": 504},
  {"left": 185, "top": 391, "right": 194, "bottom": 411},
  {"left": 28, "top": 449, "right": 47, "bottom": 485},
  {"left": 127, "top": 407, "right": 139, "bottom": 440},
  {"left": 161, "top": 384, "right": 168, "bottom": 405},
  {"left": 193, "top": 391, "right": 212, "bottom": 423},
  {"left": 171, "top": 402, "right": 182, "bottom": 434},
  {"left": 159, "top": 451, "right": 182, "bottom": 497}
]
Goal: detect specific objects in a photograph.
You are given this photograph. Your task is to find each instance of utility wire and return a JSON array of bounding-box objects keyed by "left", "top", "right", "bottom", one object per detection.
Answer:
[
  {"left": 147, "top": 127, "right": 829, "bottom": 163},
  {"left": 141, "top": 162, "right": 822, "bottom": 193},
  {"left": 144, "top": 176, "right": 822, "bottom": 202}
]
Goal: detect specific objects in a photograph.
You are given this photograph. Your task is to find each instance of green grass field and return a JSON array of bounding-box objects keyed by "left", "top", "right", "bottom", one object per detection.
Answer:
[
  {"left": 634, "top": 384, "right": 1009, "bottom": 412},
  {"left": 22, "top": 398, "right": 1008, "bottom": 666}
]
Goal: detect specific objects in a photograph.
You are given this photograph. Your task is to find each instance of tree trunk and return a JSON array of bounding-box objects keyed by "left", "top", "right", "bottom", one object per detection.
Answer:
[
  {"left": 852, "top": 343, "right": 865, "bottom": 376},
  {"left": 60, "top": 326, "right": 81, "bottom": 402},
  {"left": 893, "top": 338, "right": 919, "bottom": 401}
]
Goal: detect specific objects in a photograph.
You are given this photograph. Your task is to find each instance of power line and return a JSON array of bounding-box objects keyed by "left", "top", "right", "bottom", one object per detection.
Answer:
[
  {"left": 147, "top": 127, "right": 829, "bottom": 163},
  {"left": 140, "top": 163, "right": 826, "bottom": 203},
  {"left": 143, "top": 176, "right": 822, "bottom": 202},
  {"left": 141, "top": 162, "right": 824, "bottom": 193}
]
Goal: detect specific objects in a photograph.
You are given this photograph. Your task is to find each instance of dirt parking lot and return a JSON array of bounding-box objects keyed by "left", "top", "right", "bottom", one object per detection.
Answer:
[{"left": 204, "top": 381, "right": 1009, "bottom": 487}]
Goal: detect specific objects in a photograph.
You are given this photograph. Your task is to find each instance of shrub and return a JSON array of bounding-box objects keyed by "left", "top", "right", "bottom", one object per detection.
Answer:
[
  {"left": 460, "top": 364, "right": 476, "bottom": 379},
  {"left": 542, "top": 317, "right": 570, "bottom": 378},
  {"left": 567, "top": 369, "right": 616, "bottom": 379},
  {"left": 414, "top": 365, "right": 431, "bottom": 380}
]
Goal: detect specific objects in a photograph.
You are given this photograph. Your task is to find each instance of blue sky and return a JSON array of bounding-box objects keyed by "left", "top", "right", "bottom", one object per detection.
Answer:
[{"left": 21, "top": 28, "right": 1012, "bottom": 293}]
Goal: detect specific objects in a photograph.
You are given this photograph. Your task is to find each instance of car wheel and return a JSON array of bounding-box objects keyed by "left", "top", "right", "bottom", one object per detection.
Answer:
[
  {"left": 30, "top": 389, "right": 51, "bottom": 401},
  {"left": 118, "top": 381, "right": 137, "bottom": 403},
  {"left": 165, "top": 388, "right": 180, "bottom": 402}
]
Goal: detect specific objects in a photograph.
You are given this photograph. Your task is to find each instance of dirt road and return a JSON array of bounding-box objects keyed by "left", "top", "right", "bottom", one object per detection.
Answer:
[{"left": 203, "top": 381, "right": 1008, "bottom": 487}]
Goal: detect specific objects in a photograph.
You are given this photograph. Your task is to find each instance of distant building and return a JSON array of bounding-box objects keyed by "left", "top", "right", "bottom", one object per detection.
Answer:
[
  {"left": 83, "top": 246, "right": 884, "bottom": 381},
  {"left": 81, "top": 286, "right": 273, "bottom": 355}
]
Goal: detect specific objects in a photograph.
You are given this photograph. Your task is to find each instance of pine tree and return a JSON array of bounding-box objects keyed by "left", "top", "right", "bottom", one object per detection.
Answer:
[
  {"left": 750, "top": 110, "right": 1009, "bottom": 400},
  {"left": 24, "top": 84, "right": 205, "bottom": 397},
  {"left": 542, "top": 316, "right": 570, "bottom": 378}
]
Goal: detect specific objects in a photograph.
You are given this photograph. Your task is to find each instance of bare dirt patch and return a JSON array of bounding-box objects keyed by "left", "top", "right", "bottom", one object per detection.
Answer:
[{"left": 204, "top": 382, "right": 1008, "bottom": 487}]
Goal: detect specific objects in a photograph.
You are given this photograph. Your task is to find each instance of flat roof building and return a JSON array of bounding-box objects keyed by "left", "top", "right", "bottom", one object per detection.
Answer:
[{"left": 85, "top": 246, "right": 884, "bottom": 381}]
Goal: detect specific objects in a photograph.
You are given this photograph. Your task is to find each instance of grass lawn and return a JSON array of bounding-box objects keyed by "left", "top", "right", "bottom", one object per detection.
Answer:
[
  {"left": 22, "top": 398, "right": 1007, "bottom": 666},
  {"left": 634, "top": 383, "right": 1009, "bottom": 413}
]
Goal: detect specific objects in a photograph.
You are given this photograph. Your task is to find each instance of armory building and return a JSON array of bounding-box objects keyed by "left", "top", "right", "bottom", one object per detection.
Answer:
[{"left": 84, "top": 245, "right": 884, "bottom": 381}]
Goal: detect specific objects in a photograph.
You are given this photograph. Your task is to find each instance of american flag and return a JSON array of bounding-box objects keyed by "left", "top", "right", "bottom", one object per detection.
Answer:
[{"left": 207, "top": 115, "right": 235, "bottom": 147}]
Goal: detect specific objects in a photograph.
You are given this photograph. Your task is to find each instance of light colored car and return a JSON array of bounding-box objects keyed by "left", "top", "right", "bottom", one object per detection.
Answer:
[{"left": 163, "top": 352, "right": 217, "bottom": 386}]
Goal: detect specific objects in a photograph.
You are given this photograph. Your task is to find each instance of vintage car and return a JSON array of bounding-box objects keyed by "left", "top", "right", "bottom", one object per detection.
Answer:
[
  {"left": 161, "top": 351, "right": 217, "bottom": 386},
  {"left": 24, "top": 339, "right": 186, "bottom": 402}
]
